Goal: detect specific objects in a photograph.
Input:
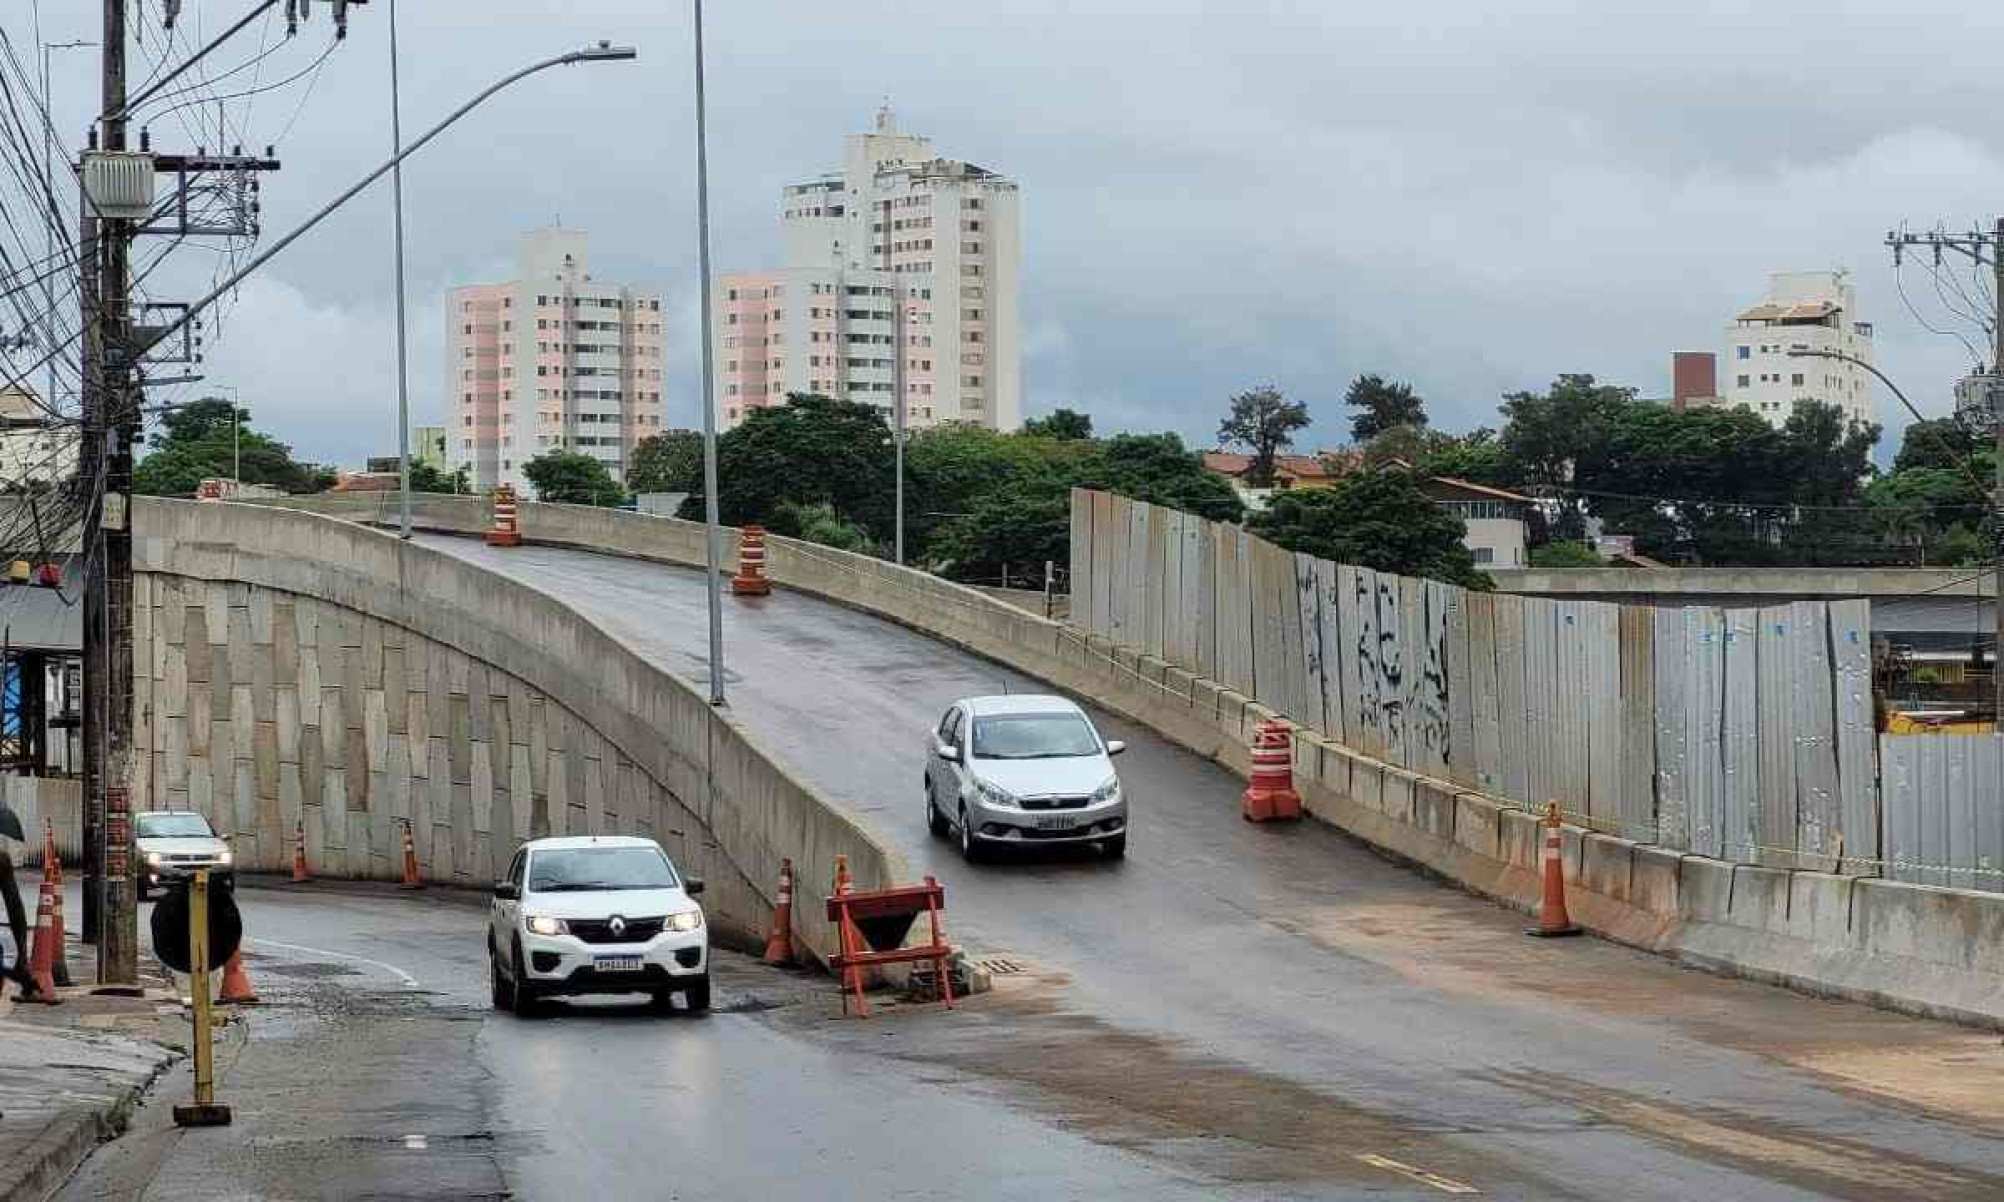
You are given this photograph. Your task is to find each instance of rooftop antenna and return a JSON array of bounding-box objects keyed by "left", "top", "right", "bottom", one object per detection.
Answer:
[{"left": 876, "top": 97, "right": 894, "bottom": 132}]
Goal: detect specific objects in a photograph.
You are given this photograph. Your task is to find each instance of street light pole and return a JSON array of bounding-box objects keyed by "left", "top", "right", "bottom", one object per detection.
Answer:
[
  {"left": 894, "top": 288, "right": 905, "bottom": 565},
  {"left": 142, "top": 44, "right": 639, "bottom": 358},
  {"left": 692, "top": 0, "right": 726, "bottom": 706},
  {"left": 389, "top": 0, "right": 413, "bottom": 539}
]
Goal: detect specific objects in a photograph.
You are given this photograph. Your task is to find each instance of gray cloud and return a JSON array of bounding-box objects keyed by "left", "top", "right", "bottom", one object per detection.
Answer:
[{"left": 30, "top": 0, "right": 2004, "bottom": 466}]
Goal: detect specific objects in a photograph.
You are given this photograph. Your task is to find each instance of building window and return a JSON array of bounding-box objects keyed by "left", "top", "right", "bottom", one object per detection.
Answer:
[
  {"left": 1791, "top": 373, "right": 1804, "bottom": 386},
  {"left": 1737, "top": 374, "right": 1750, "bottom": 387},
  {"left": 1737, "top": 345, "right": 1750, "bottom": 360}
]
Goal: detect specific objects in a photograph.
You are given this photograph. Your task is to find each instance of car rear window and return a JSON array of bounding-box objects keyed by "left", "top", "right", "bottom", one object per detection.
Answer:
[
  {"left": 136, "top": 813, "right": 215, "bottom": 838},
  {"left": 971, "top": 712, "right": 1100, "bottom": 759},
  {"left": 528, "top": 846, "right": 679, "bottom": 893}
]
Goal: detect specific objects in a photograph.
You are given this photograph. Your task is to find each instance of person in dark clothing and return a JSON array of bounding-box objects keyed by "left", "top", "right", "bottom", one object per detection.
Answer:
[{"left": 0, "top": 845, "right": 53, "bottom": 1002}]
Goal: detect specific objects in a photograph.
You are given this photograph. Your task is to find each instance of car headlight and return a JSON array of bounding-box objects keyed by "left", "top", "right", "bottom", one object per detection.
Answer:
[
  {"left": 145, "top": 851, "right": 162, "bottom": 867},
  {"left": 1092, "top": 776, "right": 1121, "bottom": 803},
  {"left": 664, "top": 910, "right": 704, "bottom": 933},
  {"left": 217, "top": 848, "right": 234, "bottom": 866},
  {"left": 975, "top": 778, "right": 1018, "bottom": 808},
  {"left": 524, "top": 915, "right": 568, "bottom": 936}
]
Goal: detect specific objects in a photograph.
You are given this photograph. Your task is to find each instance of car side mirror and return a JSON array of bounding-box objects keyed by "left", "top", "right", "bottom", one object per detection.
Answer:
[
  {"left": 684, "top": 877, "right": 705, "bottom": 896},
  {"left": 493, "top": 880, "right": 519, "bottom": 900},
  {"left": 935, "top": 740, "right": 961, "bottom": 762},
  {"left": 1106, "top": 740, "right": 1126, "bottom": 756}
]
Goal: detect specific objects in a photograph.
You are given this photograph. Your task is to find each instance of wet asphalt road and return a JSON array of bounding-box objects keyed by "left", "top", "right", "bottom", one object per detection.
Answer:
[{"left": 386, "top": 535, "right": 2004, "bottom": 1200}]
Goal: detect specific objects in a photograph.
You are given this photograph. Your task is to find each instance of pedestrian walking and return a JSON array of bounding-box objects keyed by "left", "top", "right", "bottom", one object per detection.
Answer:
[{"left": 0, "top": 800, "right": 52, "bottom": 1003}]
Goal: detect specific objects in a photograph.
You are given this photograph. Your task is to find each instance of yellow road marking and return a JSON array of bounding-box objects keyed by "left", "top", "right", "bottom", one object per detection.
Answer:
[{"left": 1357, "top": 1152, "right": 1480, "bottom": 1194}]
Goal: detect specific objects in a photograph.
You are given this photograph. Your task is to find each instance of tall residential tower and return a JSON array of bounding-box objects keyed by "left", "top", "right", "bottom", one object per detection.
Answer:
[
  {"left": 1720, "top": 270, "right": 1874, "bottom": 429},
  {"left": 448, "top": 229, "right": 667, "bottom": 494},
  {"left": 715, "top": 108, "right": 1021, "bottom": 432}
]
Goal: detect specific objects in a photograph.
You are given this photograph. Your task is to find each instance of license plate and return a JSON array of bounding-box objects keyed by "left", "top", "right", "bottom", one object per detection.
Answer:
[
  {"left": 594, "top": 955, "right": 643, "bottom": 973},
  {"left": 1031, "top": 813, "right": 1078, "bottom": 831}
]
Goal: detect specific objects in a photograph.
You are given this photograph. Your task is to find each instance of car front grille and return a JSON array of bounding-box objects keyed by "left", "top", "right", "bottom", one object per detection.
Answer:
[
  {"left": 1019, "top": 795, "right": 1090, "bottom": 811},
  {"left": 568, "top": 917, "right": 666, "bottom": 945}
]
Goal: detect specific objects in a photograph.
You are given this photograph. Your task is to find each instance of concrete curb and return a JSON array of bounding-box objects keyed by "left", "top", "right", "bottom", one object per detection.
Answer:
[{"left": 0, "top": 1056, "right": 171, "bottom": 1202}]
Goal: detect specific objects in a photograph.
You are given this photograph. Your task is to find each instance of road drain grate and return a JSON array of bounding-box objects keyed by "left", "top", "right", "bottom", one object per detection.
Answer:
[{"left": 977, "top": 957, "right": 1025, "bottom": 976}]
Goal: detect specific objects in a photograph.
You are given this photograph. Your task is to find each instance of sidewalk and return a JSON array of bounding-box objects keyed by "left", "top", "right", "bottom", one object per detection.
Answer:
[{"left": 0, "top": 873, "right": 180, "bottom": 1202}]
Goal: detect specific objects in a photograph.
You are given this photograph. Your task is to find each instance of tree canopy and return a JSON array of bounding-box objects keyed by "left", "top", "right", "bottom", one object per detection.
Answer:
[
  {"left": 1249, "top": 469, "right": 1489, "bottom": 589},
  {"left": 1344, "top": 374, "right": 1427, "bottom": 443},
  {"left": 1022, "top": 408, "right": 1094, "bottom": 440},
  {"left": 1217, "top": 386, "right": 1309, "bottom": 487},
  {"left": 680, "top": 393, "right": 896, "bottom": 534},
  {"left": 134, "top": 396, "right": 335, "bottom": 497},
  {"left": 627, "top": 430, "right": 704, "bottom": 495},
  {"left": 522, "top": 450, "right": 626, "bottom": 506}
]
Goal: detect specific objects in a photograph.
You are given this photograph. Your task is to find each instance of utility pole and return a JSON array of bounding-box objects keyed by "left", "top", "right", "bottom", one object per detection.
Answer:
[
  {"left": 81, "top": 0, "right": 137, "bottom": 983},
  {"left": 1886, "top": 220, "right": 2004, "bottom": 721},
  {"left": 893, "top": 283, "right": 905, "bottom": 565},
  {"left": 389, "top": 0, "right": 412, "bottom": 539},
  {"left": 692, "top": 0, "right": 725, "bottom": 707}
]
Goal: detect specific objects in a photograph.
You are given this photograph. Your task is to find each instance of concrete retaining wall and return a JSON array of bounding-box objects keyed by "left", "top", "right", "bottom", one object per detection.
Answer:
[
  {"left": 240, "top": 494, "right": 2004, "bottom": 1025},
  {"left": 129, "top": 498, "right": 902, "bottom": 962}
]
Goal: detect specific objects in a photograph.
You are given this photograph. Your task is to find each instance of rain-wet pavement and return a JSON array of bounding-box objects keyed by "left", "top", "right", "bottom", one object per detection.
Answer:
[
  {"left": 55, "top": 539, "right": 2004, "bottom": 1199},
  {"left": 373, "top": 535, "right": 2004, "bottom": 1200}
]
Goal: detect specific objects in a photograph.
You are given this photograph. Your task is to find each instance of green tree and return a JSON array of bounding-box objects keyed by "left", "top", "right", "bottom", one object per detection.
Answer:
[
  {"left": 627, "top": 430, "right": 703, "bottom": 495},
  {"left": 1497, "top": 374, "right": 1632, "bottom": 541},
  {"left": 1080, "top": 433, "right": 1244, "bottom": 523},
  {"left": 523, "top": 450, "right": 626, "bottom": 506},
  {"left": 680, "top": 393, "right": 894, "bottom": 536},
  {"left": 1248, "top": 469, "right": 1489, "bottom": 589},
  {"left": 1022, "top": 408, "right": 1094, "bottom": 440},
  {"left": 771, "top": 501, "right": 875, "bottom": 553},
  {"left": 408, "top": 460, "right": 468, "bottom": 494},
  {"left": 1344, "top": 374, "right": 1427, "bottom": 442},
  {"left": 1217, "top": 385, "right": 1310, "bottom": 487},
  {"left": 133, "top": 396, "right": 336, "bottom": 496},
  {"left": 1893, "top": 416, "right": 1979, "bottom": 474},
  {"left": 1528, "top": 541, "right": 1604, "bottom": 567}
]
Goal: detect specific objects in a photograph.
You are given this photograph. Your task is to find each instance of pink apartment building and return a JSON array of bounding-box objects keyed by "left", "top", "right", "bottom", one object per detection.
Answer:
[
  {"left": 448, "top": 228, "right": 666, "bottom": 494},
  {"left": 716, "top": 108, "right": 1019, "bottom": 432}
]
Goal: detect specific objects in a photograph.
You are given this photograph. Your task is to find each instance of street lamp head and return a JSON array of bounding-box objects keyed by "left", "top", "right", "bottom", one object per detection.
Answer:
[{"left": 572, "top": 42, "right": 638, "bottom": 62}]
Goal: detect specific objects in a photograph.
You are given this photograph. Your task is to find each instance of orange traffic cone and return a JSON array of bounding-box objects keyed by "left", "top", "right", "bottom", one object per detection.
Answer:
[
  {"left": 21, "top": 878, "right": 58, "bottom": 1002},
  {"left": 1527, "top": 802, "right": 1582, "bottom": 938},
  {"left": 762, "top": 858, "right": 796, "bottom": 966},
  {"left": 398, "top": 820, "right": 422, "bottom": 889},
  {"left": 292, "top": 818, "right": 310, "bottom": 883},
  {"left": 731, "top": 525, "right": 772, "bottom": 597},
  {"left": 41, "top": 820, "right": 70, "bottom": 987},
  {"left": 217, "top": 949, "right": 260, "bottom": 1005},
  {"left": 1241, "top": 719, "right": 1303, "bottom": 822}
]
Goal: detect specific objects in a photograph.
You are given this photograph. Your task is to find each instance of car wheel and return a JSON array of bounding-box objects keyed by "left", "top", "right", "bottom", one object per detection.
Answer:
[
  {"left": 490, "top": 942, "right": 514, "bottom": 1012},
  {"left": 1102, "top": 833, "right": 1128, "bottom": 860},
  {"left": 511, "top": 942, "right": 541, "bottom": 1018},
  {"left": 925, "top": 777, "right": 949, "bottom": 838},
  {"left": 958, "top": 805, "right": 986, "bottom": 864},
  {"left": 682, "top": 976, "right": 712, "bottom": 1014}
]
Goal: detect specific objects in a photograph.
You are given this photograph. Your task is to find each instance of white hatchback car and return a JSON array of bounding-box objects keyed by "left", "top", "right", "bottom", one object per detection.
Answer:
[
  {"left": 488, "top": 836, "right": 709, "bottom": 1015},
  {"left": 924, "top": 694, "right": 1128, "bottom": 861}
]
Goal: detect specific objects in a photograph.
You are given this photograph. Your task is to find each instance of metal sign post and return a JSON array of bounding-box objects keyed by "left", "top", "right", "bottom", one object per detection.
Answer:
[{"left": 172, "top": 869, "right": 232, "bottom": 1128}]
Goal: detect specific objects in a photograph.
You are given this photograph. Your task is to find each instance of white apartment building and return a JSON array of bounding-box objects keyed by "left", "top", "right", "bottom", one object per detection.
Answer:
[
  {"left": 716, "top": 107, "right": 1021, "bottom": 432},
  {"left": 448, "top": 229, "right": 666, "bottom": 495},
  {"left": 1721, "top": 270, "right": 1874, "bottom": 428}
]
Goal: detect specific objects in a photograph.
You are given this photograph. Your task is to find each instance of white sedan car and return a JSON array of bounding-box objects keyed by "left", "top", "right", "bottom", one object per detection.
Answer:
[
  {"left": 924, "top": 694, "right": 1128, "bottom": 861},
  {"left": 488, "top": 836, "right": 709, "bottom": 1015}
]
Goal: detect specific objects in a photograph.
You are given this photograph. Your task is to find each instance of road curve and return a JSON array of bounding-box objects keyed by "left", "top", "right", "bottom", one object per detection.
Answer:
[{"left": 420, "top": 535, "right": 2004, "bottom": 1200}]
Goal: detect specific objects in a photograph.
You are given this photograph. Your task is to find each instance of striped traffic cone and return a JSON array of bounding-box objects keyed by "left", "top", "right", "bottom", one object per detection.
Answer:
[
  {"left": 292, "top": 818, "right": 310, "bottom": 883},
  {"left": 43, "top": 820, "right": 70, "bottom": 988},
  {"left": 762, "top": 858, "right": 795, "bottom": 966},
  {"left": 21, "top": 878, "right": 58, "bottom": 1002},
  {"left": 1527, "top": 802, "right": 1582, "bottom": 938},
  {"left": 217, "top": 950, "right": 260, "bottom": 1005}
]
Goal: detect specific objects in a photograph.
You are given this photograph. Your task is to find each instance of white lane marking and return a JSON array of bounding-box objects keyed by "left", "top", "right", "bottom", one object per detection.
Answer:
[
  {"left": 403, "top": 1134, "right": 429, "bottom": 1150},
  {"left": 1356, "top": 1153, "right": 1480, "bottom": 1195},
  {"left": 247, "top": 937, "right": 421, "bottom": 988}
]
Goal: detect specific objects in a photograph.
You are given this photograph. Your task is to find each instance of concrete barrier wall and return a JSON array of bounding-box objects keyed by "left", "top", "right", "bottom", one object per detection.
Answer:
[
  {"left": 239, "top": 493, "right": 2004, "bottom": 1026},
  {"left": 130, "top": 498, "right": 902, "bottom": 961}
]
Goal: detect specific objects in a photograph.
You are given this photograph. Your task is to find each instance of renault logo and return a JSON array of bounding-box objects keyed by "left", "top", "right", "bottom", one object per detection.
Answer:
[{"left": 609, "top": 915, "right": 627, "bottom": 937}]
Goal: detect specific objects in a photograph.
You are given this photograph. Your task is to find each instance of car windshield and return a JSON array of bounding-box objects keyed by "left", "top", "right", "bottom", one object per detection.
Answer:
[
  {"left": 136, "top": 813, "right": 214, "bottom": 838},
  {"left": 971, "top": 712, "right": 1101, "bottom": 759},
  {"left": 528, "top": 846, "right": 679, "bottom": 893}
]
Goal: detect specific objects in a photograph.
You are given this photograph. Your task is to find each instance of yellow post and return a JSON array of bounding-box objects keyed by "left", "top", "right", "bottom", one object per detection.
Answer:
[{"left": 173, "top": 869, "right": 232, "bottom": 1127}]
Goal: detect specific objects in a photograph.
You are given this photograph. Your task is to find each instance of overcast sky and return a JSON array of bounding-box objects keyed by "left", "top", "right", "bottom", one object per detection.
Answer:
[{"left": 31, "top": 0, "right": 2004, "bottom": 467}]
